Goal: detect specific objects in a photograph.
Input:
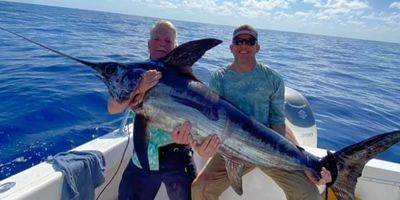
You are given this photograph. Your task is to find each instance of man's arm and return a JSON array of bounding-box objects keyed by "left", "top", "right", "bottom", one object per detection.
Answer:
[
  {"left": 272, "top": 123, "right": 332, "bottom": 185},
  {"left": 271, "top": 124, "right": 299, "bottom": 145},
  {"left": 108, "top": 97, "right": 131, "bottom": 114}
]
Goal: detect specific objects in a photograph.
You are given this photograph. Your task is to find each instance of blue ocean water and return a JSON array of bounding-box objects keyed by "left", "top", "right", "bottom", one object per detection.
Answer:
[{"left": 0, "top": 1, "right": 399, "bottom": 180}]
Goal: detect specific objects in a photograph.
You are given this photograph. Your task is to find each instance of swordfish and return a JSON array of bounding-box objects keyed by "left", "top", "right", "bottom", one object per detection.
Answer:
[{"left": 2, "top": 26, "right": 399, "bottom": 200}]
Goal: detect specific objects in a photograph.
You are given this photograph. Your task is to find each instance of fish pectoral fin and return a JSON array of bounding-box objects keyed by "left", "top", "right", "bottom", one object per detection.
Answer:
[
  {"left": 224, "top": 157, "right": 246, "bottom": 195},
  {"left": 133, "top": 114, "right": 150, "bottom": 171}
]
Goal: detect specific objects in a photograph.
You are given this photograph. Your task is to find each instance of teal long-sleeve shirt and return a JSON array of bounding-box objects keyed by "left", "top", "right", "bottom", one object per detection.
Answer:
[
  {"left": 209, "top": 63, "right": 285, "bottom": 127},
  {"left": 131, "top": 113, "right": 173, "bottom": 171}
]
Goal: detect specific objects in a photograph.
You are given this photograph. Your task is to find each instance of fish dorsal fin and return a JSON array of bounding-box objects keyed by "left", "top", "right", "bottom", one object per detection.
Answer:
[
  {"left": 161, "top": 38, "right": 222, "bottom": 81},
  {"left": 223, "top": 155, "right": 246, "bottom": 195}
]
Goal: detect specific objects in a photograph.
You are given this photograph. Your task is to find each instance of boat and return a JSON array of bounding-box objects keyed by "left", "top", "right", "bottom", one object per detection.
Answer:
[{"left": 0, "top": 88, "right": 399, "bottom": 200}]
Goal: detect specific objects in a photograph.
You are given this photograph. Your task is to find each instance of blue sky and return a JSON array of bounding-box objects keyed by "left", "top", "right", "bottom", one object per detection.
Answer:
[{"left": 6, "top": 0, "right": 400, "bottom": 43}]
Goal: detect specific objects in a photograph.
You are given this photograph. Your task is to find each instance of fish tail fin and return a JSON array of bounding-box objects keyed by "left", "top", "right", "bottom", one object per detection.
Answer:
[{"left": 323, "top": 130, "right": 400, "bottom": 200}]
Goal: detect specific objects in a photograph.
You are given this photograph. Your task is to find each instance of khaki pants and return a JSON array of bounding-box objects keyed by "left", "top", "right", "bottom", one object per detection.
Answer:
[{"left": 192, "top": 153, "right": 321, "bottom": 200}]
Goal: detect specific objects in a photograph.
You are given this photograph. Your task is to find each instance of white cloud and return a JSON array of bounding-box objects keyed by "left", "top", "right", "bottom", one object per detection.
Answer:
[
  {"left": 239, "top": 8, "right": 268, "bottom": 18},
  {"left": 135, "top": 0, "right": 299, "bottom": 18},
  {"left": 303, "top": 0, "right": 322, "bottom": 7},
  {"left": 130, "top": 0, "right": 399, "bottom": 32},
  {"left": 182, "top": 0, "right": 216, "bottom": 10},
  {"left": 146, "top": 0, "right": 370, "bottom": 21},
  {"left": 156, "top": 1, "right": 179, "bottom": 9},
  {"left": 322, "top": 0, "right": 369, "bottom": 15},
  {"left": 218, "top": 1, "right": 237, "bottom": 15},
  {"left": 380, "top": 12, "right": 400, "bottom": 28},
  {"left": 324, "top": 0, "right": 369, "bottom": 9},
  {"left": 274, "top": 11, "right": 293, "bottom": 20},
  {"left": 347, "top": 20, "right": 364, "bottom": 25},
  {"left": 295, "top": 10, "right": 315, "bottom": 18},
  {"left": 181, "top": 0, "right": 236, "bottom": 15},
  {"left": 131, "top": 0, "right": 156, "bottom": 2},
  {"left": 240, "top": 0, "right": 294, "bottom": 11},
  {"left": 291, "top": 11, "right": 314, "bottom": 22},
  {"left": 389, "top": 2, "right": 400, "bottom": 10}
]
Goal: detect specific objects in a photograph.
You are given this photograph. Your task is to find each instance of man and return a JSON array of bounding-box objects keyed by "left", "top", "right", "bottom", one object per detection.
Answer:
[
  {"left": 109, "top": 20, "right": 218, "bottom": 200},
  {"left": 191, "top": 24, "right": 331, "bottom": 200}
]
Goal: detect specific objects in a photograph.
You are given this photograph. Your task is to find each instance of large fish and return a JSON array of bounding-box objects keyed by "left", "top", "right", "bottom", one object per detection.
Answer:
[{"left": 2, "top": 26, "right": 399, "bottom": 200}]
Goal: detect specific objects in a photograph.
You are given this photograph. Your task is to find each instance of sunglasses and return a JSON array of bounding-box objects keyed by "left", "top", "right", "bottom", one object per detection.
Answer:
[{"left": 233, "top": 38, "right": 257, "bottom": 46}]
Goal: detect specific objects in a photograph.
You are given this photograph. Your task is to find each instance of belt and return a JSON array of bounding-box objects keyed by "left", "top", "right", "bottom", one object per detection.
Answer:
[{"left": 158, "top": 143, "right": 192, "bottom": 155}]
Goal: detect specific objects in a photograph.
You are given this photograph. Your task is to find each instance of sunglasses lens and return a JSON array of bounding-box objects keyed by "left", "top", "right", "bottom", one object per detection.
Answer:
[
  {"left": 233, "top": 39, "right": 256, "bottom": 46},
  {"left": 248, "top": 40, "right": 256, "bottom": 45}
]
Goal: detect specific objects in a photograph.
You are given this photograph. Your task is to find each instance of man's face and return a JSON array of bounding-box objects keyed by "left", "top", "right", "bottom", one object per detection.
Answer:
[
  {"left": 230, "top": 34, "right": 259, "bottom": 59},
  {"left": 148, "top": 27, "right": 175, "bottom": 60}
]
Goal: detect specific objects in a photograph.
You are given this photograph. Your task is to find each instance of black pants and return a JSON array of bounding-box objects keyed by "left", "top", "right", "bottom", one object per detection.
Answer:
[{"left": 118, "top": 144, "right": 196, "bottom": 200}]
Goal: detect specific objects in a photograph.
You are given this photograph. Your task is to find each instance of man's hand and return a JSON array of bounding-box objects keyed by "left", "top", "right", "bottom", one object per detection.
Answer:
[
  {"left": 305, "top": 167, "right": 332, "bottom": 185},
  {"left": 171, "top": 121, "right": 191, "bottom": 144},
  {"left": 136, "top": 70, "right": 162, "bottom": 94},
  {"left": 171, "top": 121, "right": 220, "bottom": 159},
  {"left": 191, "top": 135, "right": 220, "bottom": 159},
  {"left": 128, "top": 70, "right": 162, "bottom": 109}
]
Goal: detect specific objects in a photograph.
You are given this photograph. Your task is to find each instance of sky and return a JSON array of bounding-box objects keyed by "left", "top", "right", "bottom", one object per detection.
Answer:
[{"left": 5, "top": 0, "right": 400, "bottom": 44}]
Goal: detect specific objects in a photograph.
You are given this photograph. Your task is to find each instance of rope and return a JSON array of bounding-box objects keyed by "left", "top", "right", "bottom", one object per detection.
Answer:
[{"left": 96, "top": 110, "right": 132, "bottom": 200}]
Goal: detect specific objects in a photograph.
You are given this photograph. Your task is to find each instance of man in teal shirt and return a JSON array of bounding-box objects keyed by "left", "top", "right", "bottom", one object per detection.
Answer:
[{"left": 192, "top": 25, "right": 331, "bottom": 200}]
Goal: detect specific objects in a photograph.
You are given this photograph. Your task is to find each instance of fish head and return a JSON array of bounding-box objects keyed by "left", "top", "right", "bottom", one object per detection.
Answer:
[{"left": 92, "top": 61, "right": 152, "bottom": 103}]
